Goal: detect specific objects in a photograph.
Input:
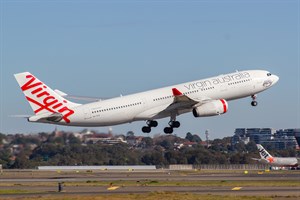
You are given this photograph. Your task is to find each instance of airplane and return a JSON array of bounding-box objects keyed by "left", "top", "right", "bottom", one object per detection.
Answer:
[
  {"left": 254, "top": 144, "right": 300, "bottom": 168},
  {"left": 14, "top": 70, "right": 279, "bottom": 134}
]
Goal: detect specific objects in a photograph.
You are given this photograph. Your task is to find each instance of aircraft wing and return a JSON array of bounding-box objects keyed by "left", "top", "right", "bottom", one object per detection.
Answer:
[
  {"left": 168, "top": 88, "right": 210, "bottom": 109},
  {"left": 154, "top": 88, "right": 211, "bottom": 118},
  {"left": 10, "top": 115, "right": 32, "bottom": 118}
]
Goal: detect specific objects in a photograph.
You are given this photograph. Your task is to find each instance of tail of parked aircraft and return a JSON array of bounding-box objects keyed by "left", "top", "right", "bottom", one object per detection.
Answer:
[
  {"left": 14, "top": 72, "right": 81, "bottom": 123},
  {"left": 257, "top": 144, "right": 274, "bottom": 163}
]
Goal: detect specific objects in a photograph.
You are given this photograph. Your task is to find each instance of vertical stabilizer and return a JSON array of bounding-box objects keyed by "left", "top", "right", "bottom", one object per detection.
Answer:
[
  {"left": 257, "top": 144, "right": 274, "bottom": 163},
  {"left": 14, "top": 72, "right": 81, "bottom": 123}
]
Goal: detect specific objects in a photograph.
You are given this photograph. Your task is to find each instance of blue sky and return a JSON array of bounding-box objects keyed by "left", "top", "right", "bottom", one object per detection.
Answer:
[{"left": 0, "top": 0, "right": 299, "bottom": 139}]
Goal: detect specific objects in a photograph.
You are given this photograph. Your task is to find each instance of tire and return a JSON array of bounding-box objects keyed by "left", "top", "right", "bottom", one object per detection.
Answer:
[
  {"left": 169, "top": 121, "right": 180, "bottom": 128},
  {"left": 142, "top": 126, "right": 151, "bottom": 133},
  {"left": 164, "top": 127, "right": 173, "bottom": 134},
  {"left": 251, "top": 101, "right": 258, "bottom": 106},
  {"left": 148, "top": 120, "right": 158, "bottom": 127},
  {"left": 172, "top": 121, "right": 180, "bottom": 128}
]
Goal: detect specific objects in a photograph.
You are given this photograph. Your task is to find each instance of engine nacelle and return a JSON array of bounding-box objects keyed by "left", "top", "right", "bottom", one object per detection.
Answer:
[{"left": 193, "top": 99, "right": 228, "bottom": 117}]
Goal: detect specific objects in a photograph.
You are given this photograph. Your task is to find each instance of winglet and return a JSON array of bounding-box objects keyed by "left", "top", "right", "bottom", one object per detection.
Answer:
[{"left": 172, "top": 88, "right": 182, "bottom": 96}]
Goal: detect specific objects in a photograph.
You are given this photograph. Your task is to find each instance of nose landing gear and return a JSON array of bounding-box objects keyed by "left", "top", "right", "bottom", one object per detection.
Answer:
[{"left": 251, "top": 95, "right": 258, "bottom": 106}]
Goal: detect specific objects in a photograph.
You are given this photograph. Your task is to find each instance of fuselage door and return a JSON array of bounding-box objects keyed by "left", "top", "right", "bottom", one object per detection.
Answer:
[{"left": 84, "top": 108, "right": 92, "bottom": 119}]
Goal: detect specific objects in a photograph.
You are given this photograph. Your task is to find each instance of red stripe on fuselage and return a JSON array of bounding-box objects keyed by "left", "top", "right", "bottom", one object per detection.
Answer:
[{"left": 220, "top": 99, "right": 227, "bottom": 113}]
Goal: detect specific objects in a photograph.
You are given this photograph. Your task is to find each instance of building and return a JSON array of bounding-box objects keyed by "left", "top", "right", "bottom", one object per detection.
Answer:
[
  {"left": 231, "top": 128, "right": 250, "bottom": 145},
  {"left": 232, "top": 128, "right": 299, "bottom": 150},
  {"left": 273, "top": 129, "right": 300, "bottom": 149},
  {"left": 295, "top": 129, "right": 300, "bottom": 147}
]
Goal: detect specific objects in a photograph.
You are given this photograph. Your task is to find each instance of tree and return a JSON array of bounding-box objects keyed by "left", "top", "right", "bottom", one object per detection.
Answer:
[
  {"left": 0, "top": 149, "right": 11, "bottom": 168},
  {"left": 159, "top": 139, "right": 173, "bottom": 150},
  {"left": 185, "top": 132, "right": 201, "bottom": 143},
  {"left": 234, "top": 142, "right": 246, "bottom": 152},
  {"left": 141, "top": 150, "right": 166, "bottom": 166},
  {"left": 0, "top": 133, "right": 6, "bottom": 145},
  {"left": 164, "top": 150, "right": 187, "bottom": 164},
  {"left": 185, "top": 132, "right": 193, "bottom": 141},
  {"left": 68, "top": 135, "right": 81, "bottom": 144},
  {"left": 191, "top": 134, "right": 202, "bottom": 142},
  {"left": 141, "top": 137, "right": 153, "bottom": 149},
  {"left": 245, "top": 141, "right": 257, "bottom": 152},
  {"left": 11, "top": 152, "right": 32, "bottom": 169},
  {"left": 126, "top": 131, "right": 135, "bottom": 137}
]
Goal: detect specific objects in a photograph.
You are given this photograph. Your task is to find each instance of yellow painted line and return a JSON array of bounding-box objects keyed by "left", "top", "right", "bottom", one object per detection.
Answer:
[
  {"left": 107, "top": 186, "right": 120, "bottom": 191},
  {"left": 232, "top": 187, "right": 242, "bottom": 191}
]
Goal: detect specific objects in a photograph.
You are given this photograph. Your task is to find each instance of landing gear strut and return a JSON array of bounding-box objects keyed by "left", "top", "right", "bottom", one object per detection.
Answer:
[
  {"left": 142, "top": 120, "right": 158, "bottom": 133},
  {"left": 251, "top": 95, "right": 258, "bottom": 106},
  {"left": 163, "top": 121, "right": 181, "bottom": 134},
  {"left": 164, "top": 114, "right": 181, "bottom": 134}
]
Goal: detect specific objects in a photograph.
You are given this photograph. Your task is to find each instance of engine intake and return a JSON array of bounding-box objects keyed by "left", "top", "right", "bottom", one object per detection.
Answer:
[{"left": 193, "top": 99, "right": 228, "bottom": 117}]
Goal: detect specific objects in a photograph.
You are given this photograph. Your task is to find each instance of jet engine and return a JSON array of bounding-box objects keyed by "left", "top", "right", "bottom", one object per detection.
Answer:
[{"left": 193, "top": 99, "right": 228, "bottom": 117}]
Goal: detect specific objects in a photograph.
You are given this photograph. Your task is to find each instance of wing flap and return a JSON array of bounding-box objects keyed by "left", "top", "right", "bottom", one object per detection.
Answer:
[
  {"left": 166, "top": 88, "right": 204, "bottom": 111},
  {"left": 157, "top": 88, "right": 204, "bottom": 117}
]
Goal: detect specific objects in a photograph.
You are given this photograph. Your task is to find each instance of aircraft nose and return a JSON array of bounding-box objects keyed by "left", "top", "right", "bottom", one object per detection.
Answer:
[{"left": 273, "top": 74, "right": 279, "bottom": 84}]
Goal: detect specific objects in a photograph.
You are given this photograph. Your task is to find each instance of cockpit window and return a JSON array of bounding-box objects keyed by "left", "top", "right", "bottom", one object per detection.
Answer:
[{"left": 267, "top": 73, "right": 272, "bottom": 76}]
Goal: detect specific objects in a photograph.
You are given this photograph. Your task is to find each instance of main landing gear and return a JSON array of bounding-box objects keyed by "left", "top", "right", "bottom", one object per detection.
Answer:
[
  {"left": 164, "top": 114, "right": 180, "bottom": 134},
  {"left": 251, "top": 94, "right": 258, "bottom": 106},
  {"left": 164, "top": 120, "right": 180, "bottom": 134},
  {"left": 142, "top": 120, "right": 158, "bottom": 133},
  {"left": 141, "top": 118, "right": 181, "bottom": 134}
]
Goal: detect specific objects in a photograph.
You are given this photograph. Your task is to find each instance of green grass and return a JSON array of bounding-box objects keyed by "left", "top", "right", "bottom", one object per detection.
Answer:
[
  {"left": 1, "top": 192, "right": 277, "bottom": 200},
  {"left": 0, "top": 189, "right": 33, "bottom": 194},
  {"left": 65, "top": 180, "right": 300, "bottom": 187},
  {"left": 1, "top": 180, "right": 300, "bottom": 187}
]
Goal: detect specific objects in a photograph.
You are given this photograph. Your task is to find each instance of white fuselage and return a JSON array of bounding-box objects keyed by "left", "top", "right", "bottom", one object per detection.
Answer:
[
  {"left": 256, "top": 144, "right": 299, "bottom": 167},
  {"left": 261, "top": 157, "right": 299, "bottom": 167},
  {"left": 57, "top": 70, "right": 279, "bottom": 127}
]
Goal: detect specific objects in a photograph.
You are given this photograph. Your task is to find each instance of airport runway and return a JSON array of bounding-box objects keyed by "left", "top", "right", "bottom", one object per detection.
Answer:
[
  {"left": 1, "top": 170, "right": 300, "bottom": 181},
  {"left": 1, "top": 170, "right": 300, "bottom": 198},
  {"left": 1, "top": 185, "right": 300, "bottom": 198}
]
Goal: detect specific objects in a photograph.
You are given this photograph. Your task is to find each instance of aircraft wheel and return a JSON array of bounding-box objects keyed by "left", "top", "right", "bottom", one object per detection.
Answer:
[
  {"left": 169, "top": 121, "right": 180, "bottom": 128},
  {"left": 173, "top": 121, "right": 180, "bottom": 128},
  {"left": 164, "top": 127, "right": 173, "bottom": 134},
  {"left": 147, "top": 120, "right": 158, "bottom": 127},
  {"left": 142, "top": 126, "right": 151, "bottom": 133},
  {"left": 251, "top": 101, "right": 258, "bottom": 107}
]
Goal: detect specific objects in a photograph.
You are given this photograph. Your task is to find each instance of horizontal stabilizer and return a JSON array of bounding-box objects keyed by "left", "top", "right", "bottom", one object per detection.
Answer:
[
  {"left": 54, "top": 89, "right": 106, "bottom": 102},
  {"left": 54, "top": 89, "right": 68, "bottom": 97},
  {"left": 10, "top": 115, "right": 32, "bottom": 118},
  {"left": 28, "top": 112, "right": 63, "bottom": 123}
]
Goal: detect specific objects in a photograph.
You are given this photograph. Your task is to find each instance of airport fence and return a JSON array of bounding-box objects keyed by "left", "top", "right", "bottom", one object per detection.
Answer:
[{"left": 168, "top": 164, "right": 269, "bottom": 170}]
